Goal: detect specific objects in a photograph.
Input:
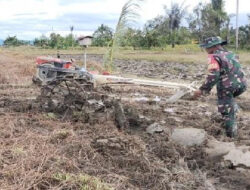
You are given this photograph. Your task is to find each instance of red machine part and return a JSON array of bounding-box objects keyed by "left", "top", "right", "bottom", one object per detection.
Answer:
[
  {"left": 36, "top": 56, "right": 72, "bottom": 69},
  {"left": 64, "top": 62, "right": 72, "bottom": 69}
]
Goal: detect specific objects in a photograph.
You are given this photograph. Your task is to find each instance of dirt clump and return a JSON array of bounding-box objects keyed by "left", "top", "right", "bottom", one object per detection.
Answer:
[{"left": 1, "top": 51, "right": 250, "bottom": 189}]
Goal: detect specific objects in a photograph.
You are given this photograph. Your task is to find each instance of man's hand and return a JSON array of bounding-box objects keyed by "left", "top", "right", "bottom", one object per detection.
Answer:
[{"left": 192, "top": 90, "right": 202, "bottom": 100}]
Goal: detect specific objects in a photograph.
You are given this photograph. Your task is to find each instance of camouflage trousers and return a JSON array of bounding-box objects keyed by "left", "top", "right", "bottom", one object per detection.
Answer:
[{"left": 217, "top": 85, "right": 246, "bottom": 130}]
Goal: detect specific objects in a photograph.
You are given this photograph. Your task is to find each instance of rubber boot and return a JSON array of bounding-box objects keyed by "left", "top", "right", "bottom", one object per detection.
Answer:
[
  {"left": 233, "top": 102, "right": 239, "bottom": 113},
  {"left": 226, "top": 124, "right": 238, "bottom": 138}
]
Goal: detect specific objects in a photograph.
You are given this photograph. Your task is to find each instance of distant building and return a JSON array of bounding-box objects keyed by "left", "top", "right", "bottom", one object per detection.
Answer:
[{"left": 77, "top": 36, "right": 93, "bottom": 47}]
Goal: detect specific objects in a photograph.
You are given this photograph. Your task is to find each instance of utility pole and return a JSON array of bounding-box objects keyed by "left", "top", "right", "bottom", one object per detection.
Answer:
[{"left": 236, "top": 0, "right": 239, "bottom": 51}]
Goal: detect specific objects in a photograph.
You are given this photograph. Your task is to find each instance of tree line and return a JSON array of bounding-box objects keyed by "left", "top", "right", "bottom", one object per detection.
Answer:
[
  {"left": 3, "top": 33, "right": 77, "bottom": 49},
  {"left": 93, "top": 0, "right": 250, "bottom": 49},
  {"left": 3, "top": 0, "right": 250, "bottom": 49}
]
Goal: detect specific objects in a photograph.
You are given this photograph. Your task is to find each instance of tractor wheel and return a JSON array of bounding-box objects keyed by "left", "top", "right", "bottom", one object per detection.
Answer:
[{"left": 38, "top": 78, "right": 95, "bottom": 113}]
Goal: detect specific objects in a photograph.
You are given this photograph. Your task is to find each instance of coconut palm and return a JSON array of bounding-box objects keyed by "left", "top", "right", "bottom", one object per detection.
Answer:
[
  {"left": 164, "top": 2, "right": 187, "bottom": 48},
  {"left": 70, "top": 26, "right": 74, "bottom": 48}
]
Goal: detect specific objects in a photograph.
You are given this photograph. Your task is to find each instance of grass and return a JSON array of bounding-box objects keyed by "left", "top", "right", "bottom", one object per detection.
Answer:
[
  {"left": 53, "top": 173, "right": 113, "bottom": 190},
  {"left": 0, "top": 45, "right": 250, "bottom": 65},
  {"left": 0, "top": 46, "right": 106, "bottom": 56}
]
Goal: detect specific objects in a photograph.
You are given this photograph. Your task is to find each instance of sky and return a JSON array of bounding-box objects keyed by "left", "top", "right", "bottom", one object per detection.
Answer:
[{"left": 0, "top": 0, "right": 249, "bottom": 40}]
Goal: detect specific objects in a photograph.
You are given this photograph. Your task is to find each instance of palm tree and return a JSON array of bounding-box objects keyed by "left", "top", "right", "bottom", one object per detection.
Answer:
[
  {"left": 164, "top": 2, "right": 186, "bottom": 48},
  {"left": 70, "top": 26, "right": 74, "bottom": 48},
  {"left": 211, "top": 0, "right": 228, "bottom": 35},
  {"left": 226, "top": 14, "right": 235, "bottom": 43},
  {"left": 211, "top": 0, "right": 223, "bottom": 11}
]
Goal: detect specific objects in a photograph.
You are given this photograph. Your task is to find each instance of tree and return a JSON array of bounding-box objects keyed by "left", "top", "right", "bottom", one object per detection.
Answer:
[
  {"left": 34, "top": 35, "right": 49, "bottom": 48},
  {"left": 164, "top": 2, "right": 186, "bottom": 48},
  {"left": 64, "top": 34, "right": 77, "bottom": 49},
  {"left": 176, "top": 27, "right": 192, "bottom": 44},
  {"left": 130, "top": 30, "right": 147, "bottom": 48},
  {"left": 34, "top": 33, "right": 78, "bottom": 49},
  {"left": 119, "top": 28, "right": 147, "bottom": 49},
  {"left": 238, "top": 25, "right": 250, "bottom": 49},
  {"left": 200, "top": 3, "right": 228, "bottom": 38},
  {"left": 70, "top": 26, "right": 74, "bottom": 48},
  {"left": 92, "top": 24, "right": 113, "bottom": 47},
  {"left": 49, "top": 33, "right": 64, "bottom": 49},
  {"left": 119, "top": 27, "right": 137, "bottom": 47},
  {"left": 3, "top": 36, "right": 26, "bottom": 46},
  {"left": 142, "top": 15, "right": 170, "bottom": 48},
  {"left": 211, "top": 0, "right": 228, "bottom": 35},
  {"left": 188, "top": 1, "right": 228, "bottom": 41},
  {"left": 70, "top": 26, "right": 74, "bottom": 34},
  {"left": 201, "top": 4, "right": 218, "bottom": 37},
  {"left": 225, "top": 14, "right": 235, "bottom": 43},
  {"left": 211, "top": 0, "right": 223, "bottom": 11},
  {"left": 187, "top": 3, "right": 203, "bottom": 42}
]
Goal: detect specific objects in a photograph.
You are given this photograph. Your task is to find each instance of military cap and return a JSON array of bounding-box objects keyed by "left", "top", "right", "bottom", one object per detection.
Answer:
[{"left": 200, "top": 36, "right": 227, "bottom": 48}]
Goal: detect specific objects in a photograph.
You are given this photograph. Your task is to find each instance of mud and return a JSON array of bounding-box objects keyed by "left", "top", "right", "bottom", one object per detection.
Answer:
[
  {"left": 60, "top": 54, "right": 207, "bottom": 80},
  {"left": 60, "top": 54, "right": 250, "bottom": 81},
  {"left": 1, "top": 53, "right": 250, "bottom": 189}
]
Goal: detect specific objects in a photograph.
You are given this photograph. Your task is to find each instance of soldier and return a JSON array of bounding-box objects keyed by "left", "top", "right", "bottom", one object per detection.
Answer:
[{"left": 193, "top": 36, "right": 247, "bottom": 138}]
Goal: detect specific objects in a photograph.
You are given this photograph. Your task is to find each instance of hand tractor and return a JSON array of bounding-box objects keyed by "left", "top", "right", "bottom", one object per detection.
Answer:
[
  {"left": 33, "top": 56, "right": 93, "bottom": 85},
  {"left": 33, "top": 56, "right": 197, "bottom": 110}
]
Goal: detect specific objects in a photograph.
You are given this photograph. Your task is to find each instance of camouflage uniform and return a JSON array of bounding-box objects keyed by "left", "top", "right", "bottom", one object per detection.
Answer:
[{"left": 199, "top": 37, "right": 247, "bottom": 137}]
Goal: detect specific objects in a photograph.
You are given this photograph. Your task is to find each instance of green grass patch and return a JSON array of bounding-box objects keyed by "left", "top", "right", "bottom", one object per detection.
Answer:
[{"left": 53, "top": 173, "right": 113, "bottom": 190}]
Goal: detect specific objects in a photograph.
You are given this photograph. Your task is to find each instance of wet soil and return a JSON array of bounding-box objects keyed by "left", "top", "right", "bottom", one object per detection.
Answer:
[
  {"left": 60, "top": 53, "right": 250, "bottom": 81},
  {"left": 0, "top": 53, "right": 250, "bottom": 189}
]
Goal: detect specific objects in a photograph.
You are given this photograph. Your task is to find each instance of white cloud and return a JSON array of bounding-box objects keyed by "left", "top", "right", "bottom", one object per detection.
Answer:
[
  {"left": 0, "top": 0, "right": 249, "bottom": 22},
  {"left": 59, "top": 0, "right": 123, "bottom": 15},
  {"left": 0, "top": 0, "right": 61, "bottom": 21},
  {"left": 225, "top": 0, "right": 250, "bottom": 14},
  {"left": 0, "top": 0, "right": 249, "bottom": 40}
]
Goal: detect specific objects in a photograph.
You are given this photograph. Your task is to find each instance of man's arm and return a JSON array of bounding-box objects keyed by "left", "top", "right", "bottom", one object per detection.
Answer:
[
  {"left": 199, "top": 55, "right": 221, "bottom": 94},
  {"left": 199, "top": 71, "right": 220, "bottom": 94}
]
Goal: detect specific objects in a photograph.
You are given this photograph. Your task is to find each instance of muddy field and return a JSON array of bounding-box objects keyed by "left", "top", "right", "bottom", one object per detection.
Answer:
[
  {"left": 0, "top": 51, "right": 250, "bottom": 190},
  {"left": 60, "top": 54, "right": 250, "bottom": 81}
]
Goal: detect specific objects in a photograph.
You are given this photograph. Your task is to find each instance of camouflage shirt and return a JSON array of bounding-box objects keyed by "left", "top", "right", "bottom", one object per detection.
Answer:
[{"left": 200, "top": 49, "right": 247, "bottom": 94}]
